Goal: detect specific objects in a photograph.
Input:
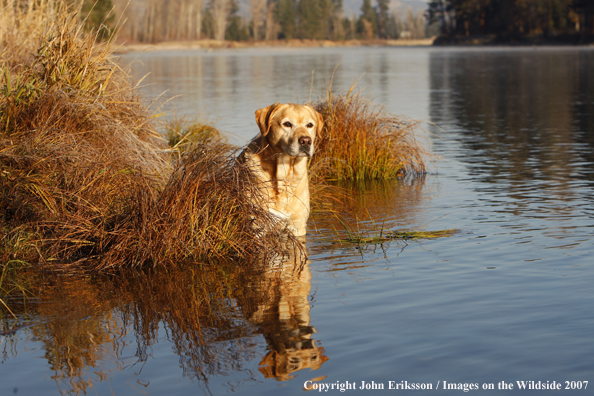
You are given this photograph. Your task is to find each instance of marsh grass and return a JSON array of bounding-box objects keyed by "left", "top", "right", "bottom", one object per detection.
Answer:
[
  {"left": 0, "top": 259, "right": 33, "bottom": 319},
  {"left": 164, "top": 114, "right": 224, "bottom": 153},
  {"left": 311, "top": 86, "right": 430, "bottom": 181},
  {"left": 1, "top": 3, "right": 434, "bottom": 272},
  {"left": 336, "top": 227, "right": 457, "bottom": 245},
  {"left": 322, "top": 209, "right": 456, "bottom": 248},
  {"left": 138, "top": 143, "right": 298, "bottom": 269},
  {"left": 0, "top": 3, "right": 297, "bottom": 271}
]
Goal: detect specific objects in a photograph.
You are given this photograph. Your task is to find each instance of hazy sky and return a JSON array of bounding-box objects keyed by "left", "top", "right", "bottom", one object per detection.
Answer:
[{"left": 342, "top": 0, "right": 429, "bottom": 16}]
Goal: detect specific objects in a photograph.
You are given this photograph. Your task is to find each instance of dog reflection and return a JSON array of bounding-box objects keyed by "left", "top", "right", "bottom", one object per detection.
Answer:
[{"left": 246, "top": 241, "right": 328, "bottom": 381}]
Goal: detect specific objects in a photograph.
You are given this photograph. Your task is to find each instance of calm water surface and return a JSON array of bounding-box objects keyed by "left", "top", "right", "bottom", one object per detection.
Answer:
[{"left": 2, "top": 47, "right": 594, "bottom": 395}]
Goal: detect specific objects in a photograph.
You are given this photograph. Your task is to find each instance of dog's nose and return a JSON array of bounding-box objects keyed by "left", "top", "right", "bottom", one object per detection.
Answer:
[{"left": 299, "top": 136, "right": 312, "bottom": 147}]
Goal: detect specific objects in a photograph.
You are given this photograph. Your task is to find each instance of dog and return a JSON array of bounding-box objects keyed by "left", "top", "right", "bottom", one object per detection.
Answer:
[{"left": 239, "top": 103, "right": 323, "bottom": 236}]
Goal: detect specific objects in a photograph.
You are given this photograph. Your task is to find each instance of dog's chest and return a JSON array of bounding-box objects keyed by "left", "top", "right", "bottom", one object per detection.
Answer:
[
  {"left": 275, "top": 156, "right": 307, "bottom": 186},
  {"left": 263, "top": 156, "right": 309, "bottom": 208}
]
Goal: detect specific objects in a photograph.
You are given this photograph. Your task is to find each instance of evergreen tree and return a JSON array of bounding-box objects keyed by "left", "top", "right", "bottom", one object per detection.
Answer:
[
  {"left": 573, "top": 0, "right": 594, "bottom": 33},
  {"left": 226, "top": 0, "right": 249, "bottom": 40},
  {"left": 297, "top": 0, "right": 322, "bottom": 39},
  {"left": 202, "top": 8, "right": 215, "bottom": 39},
  {"left": 384, "top": 12, "right": 399, "bottom": 39},
  {"left": 376, "top": 0, "right": 390, "bottom": 39},
  {"left": 342, "top": 16, "right": 356, "bottom": 40},
  {"left": 318, "top": 0, "right": 335, "bottom": 39},
  {"left": 427, "top": 0, "right": 592, "bottom": 39},
  {"left": 80, "top": 0, "right": 115, "bottom": 40},
  {"left": 330, "top": 0, "right": 345, "bottom": 40},
  {"left": 276, "top": 0, "right": 296, "bottom": 39},
  {"left": 357, "top": 0, "right": 377, "bottom": 39}
]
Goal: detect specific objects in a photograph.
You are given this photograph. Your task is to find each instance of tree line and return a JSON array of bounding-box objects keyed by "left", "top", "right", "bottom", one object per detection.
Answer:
[
  {"left": 7, "top": 0, "right": 594, "bottom": 44},
  {"left": 79, "top": 0, "right": 430, "bottom": 43},
  {"left": 427, "top": 0, "right": 594, "bottom": 42}
]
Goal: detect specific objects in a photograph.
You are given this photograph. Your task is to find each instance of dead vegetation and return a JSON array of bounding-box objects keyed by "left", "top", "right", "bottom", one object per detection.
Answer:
[
  {"left": 0, "top": 2, "right": 294, "bottom": 271},
  {"left": 311, "top": 86, "right": 429, "bottom": 181},
  {"left": 0, "top": 2, "right": 430, "bottom": 272}
]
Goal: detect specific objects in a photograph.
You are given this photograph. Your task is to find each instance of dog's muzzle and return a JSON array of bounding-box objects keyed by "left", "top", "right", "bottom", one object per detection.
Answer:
[{"left": 298, "top": 136, "right": 313, "bottom": 156}]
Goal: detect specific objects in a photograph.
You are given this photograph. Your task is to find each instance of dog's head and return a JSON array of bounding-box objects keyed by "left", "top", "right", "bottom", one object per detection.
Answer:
[{"left": 255, "top": 103, "right": 323, "bottom": 158}]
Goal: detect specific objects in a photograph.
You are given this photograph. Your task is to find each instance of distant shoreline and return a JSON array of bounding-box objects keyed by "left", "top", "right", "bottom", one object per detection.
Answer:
[
  {"left": 113, "top": 35, "right": 594, "bottom": 55},
  {"left": 113, "top": 38, "right": 436, "bottom": 54},
  {"left": 433, "top": 33, "right": 594, "bottom": 47}
]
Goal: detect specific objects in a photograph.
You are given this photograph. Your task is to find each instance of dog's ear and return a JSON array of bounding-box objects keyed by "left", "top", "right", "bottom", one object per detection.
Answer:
[
  {"left": 306, "top": 105, "right": 325, "bottom": 136},
  {"left": 315, "top": 109, "right": 324, "bottom": 136},
  {"left": 255, "top": 103, "right": 282, "bottom": 136}
]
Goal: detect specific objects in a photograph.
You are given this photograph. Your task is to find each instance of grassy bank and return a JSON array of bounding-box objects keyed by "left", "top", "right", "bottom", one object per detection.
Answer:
[
  {"left": 1, "top": 2, "right": 430, "bottom": 272},
  {"left": 0, "top": 2, "right": 293, "bottom": 271}
]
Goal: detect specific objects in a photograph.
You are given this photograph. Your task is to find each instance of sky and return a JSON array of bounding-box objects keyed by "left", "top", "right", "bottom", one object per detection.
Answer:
[{"left": 340, "top": 0, "right": 429, "bottom": 17}]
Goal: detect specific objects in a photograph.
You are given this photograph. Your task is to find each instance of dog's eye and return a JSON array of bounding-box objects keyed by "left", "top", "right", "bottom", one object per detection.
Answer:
[
  {"left": 283, "top": 121, "right": 292, "bottom": 128},
  {"left": 306, "top": 123, "right": 314, "bottom": 128}
]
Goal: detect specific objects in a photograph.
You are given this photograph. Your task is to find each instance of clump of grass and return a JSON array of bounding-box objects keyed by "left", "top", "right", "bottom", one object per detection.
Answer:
[
  {"left": 126, "top": 143, "right": 297, "bottom": 270},
  {"left": 307, "top": 87, "right": 434, "bottom": 239},
  {"left": 0, "top": 5, "right": 296, "bottom": 271},
  {"left": 164, "top": 115, "right": 224, "bottom": 153},
  {"left": 0, "top": 5, "right": 169, "bottom": 269},
  {"left": 310, "top": 86, "right": 430, "bottom": 181}
]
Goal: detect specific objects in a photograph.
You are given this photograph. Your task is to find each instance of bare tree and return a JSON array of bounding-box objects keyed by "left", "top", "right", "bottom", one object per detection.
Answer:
[
  {"left": 210, "top": 0, "right": 231, "bottom": 41},
  {"left": 249, "top": 0, "right": 266, "bottom": 40},
  {"left": 193, "top": 0, "right": 204, "bottom": 40},
  {"left": 112, "top": 0, "right": 204, "bottom": 42},
  {"left": 264, "top": 0, "right": 277, "bottom": 40}
]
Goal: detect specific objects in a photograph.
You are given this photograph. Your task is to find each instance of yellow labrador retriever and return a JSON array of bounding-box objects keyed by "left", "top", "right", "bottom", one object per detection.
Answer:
[{"left": 239, "top": 103, "right": 323, "bottom": 236}]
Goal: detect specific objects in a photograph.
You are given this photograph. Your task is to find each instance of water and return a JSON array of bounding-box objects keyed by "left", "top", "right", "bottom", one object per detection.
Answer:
[{"left": 2, "top": 47, "right": 594, "bottom": 395}]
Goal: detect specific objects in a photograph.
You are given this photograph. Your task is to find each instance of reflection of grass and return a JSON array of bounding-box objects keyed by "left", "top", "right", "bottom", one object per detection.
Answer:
[
  {"left": 12, "top": 258, "right": 302, "bottom": 390},
  {"left": 0, "top": 260, "right": 32, "bottom": 319}
]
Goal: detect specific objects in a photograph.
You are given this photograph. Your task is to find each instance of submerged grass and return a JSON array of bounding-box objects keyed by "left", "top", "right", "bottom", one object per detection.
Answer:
[
  {"left": 324, "top": 209, "right": 456, "bottom": 247},
  {"left": 337, "top": 228, "right": 457, "bottom": 245},
  {"left": 0, "top": 259, "right": 33, "bottom": 319}
]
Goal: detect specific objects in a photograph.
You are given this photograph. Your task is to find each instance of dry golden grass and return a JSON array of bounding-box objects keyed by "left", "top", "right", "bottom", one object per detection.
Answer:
[
  {"left": 0, "top": 3, "right": 296, "bottom": 271},
  {"left": 132, "top": 143, "right": 298, "bottom": 270},
  {"left": 164, "top": 114, "right": 225, "bottom": 153},
  {"left": 0, "top": 3, "right": 431, "bottom": 272},
  {"left": 310, "top": 86, "right": 429, "bottom": 181}
]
